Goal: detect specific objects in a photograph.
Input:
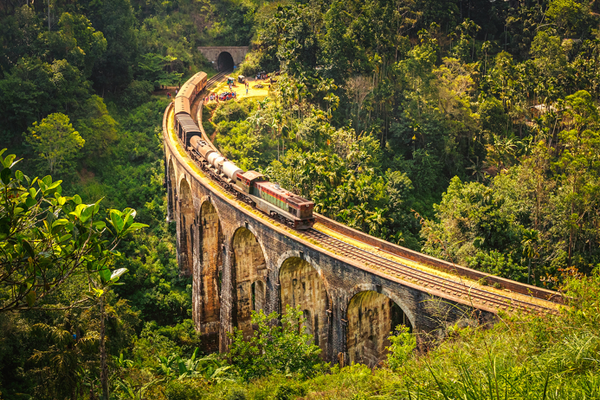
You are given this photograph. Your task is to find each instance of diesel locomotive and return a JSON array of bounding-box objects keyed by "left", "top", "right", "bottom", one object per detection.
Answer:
[{"left": 172, "top": 72, "right": 315, "bottom": 230}]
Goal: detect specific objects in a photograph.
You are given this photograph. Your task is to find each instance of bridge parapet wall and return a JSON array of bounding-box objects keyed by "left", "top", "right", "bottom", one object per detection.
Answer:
[{"left": 315, "top": 215, "right": 563, "bottom": 303}]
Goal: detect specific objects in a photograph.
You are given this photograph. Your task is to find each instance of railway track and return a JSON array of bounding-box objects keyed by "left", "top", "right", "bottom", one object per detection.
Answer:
[
  {"left": 300, "top": 228, "right": 559, "bottom": 315},
  {"left": 190, "top": 70, "right": 559, "bottom": 316},
  {"left": 206, "top": 71, "right": 230, "bottom": 89}
]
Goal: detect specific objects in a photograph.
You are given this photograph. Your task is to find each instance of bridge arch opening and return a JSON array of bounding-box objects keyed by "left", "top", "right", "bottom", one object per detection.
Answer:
[
  {"left": 231, "top": 227, "right": 267, "bottom": 339},
  {"left": 279, "top": 257, "right": 330, "bottom": 355},
  {"left": 195, "top": 200, "right": 223, "bottom": 351},
  {"left": 217, "top": 52, "right": 234, "bottom": 72},
  {"left": 167, "top": 159, "right": 176, "bottom": 221},
  {"left": 178, "top": 179, "right": 195, "bottom": 276},
  {"left": 347, "top": 291, "right": 412, "bottom": 367}
]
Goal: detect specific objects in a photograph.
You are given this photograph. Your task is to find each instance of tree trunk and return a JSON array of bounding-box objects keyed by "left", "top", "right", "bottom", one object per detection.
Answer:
[{"left": 100, "top": 296, "right": 109, "bottom": 400}]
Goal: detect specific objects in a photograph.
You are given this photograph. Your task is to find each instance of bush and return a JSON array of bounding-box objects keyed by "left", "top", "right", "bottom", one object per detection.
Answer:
[
  {"left": 227, "top": 388, "right": 247, "bottom": 400},
  {"left": 274, "top": 382, "right": 307, "bottom": 400},
  {"left": 239, "top": 50, "right": 264, "bottom": 76},
  {"left": 227, "top": 305, "right": 322, "bottom": 381},
  {"left": 165, "top": 379, "right": 204, "bottom": 400},
  {"left": 386, "top": 325, "right": 416, "bottom": 371},
  {"left": 120, "top": 80, "right": 154, "bottom": 109}
]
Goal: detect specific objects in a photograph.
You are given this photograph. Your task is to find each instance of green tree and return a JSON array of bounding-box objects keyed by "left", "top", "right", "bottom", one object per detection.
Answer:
[
  {"left": 530, "top": 31, "right": 568, "bottom": 81},
  {"left": 227, "top": 305, "right": 322, "bottom": 381},
  {"left": 0, "top": 57, "right": 90, "bottom": 140},
  {"left": 420, "top": 175, "right": 529, "bottom": 281},
  {"left": 87, "top": 0, "right": 139, "bottom": 93},
  {"left": 25, "top": 113, "right": 85, "bottom": 175},
  {"left": 0, "top": 150, "right": 147, "bottom": 313},
  {"left": 29, "top": 321, "right": 99, "bottom": 400},
  {"left": 136, "top": 53, "right": 183, "bottom": 89},
  {"left": 76, "top": 95, "right": 118, "bottom": 169},
  {"left": 45, "top": 12, "right": 107, "bottom": 79},
  {"left": 546, "top": 0, "right": 594, "bottom": 37},
  {"left": 386, "top": 325, "right": 416, "bottom": 371},
  {"left": 0, "top": 5, "right": 45, "bottom": 69}
]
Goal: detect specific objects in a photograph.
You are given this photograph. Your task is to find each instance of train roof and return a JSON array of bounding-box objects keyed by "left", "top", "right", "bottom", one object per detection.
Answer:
[
  {"left": 179, "top": 81, "right": 196, "bottom": 99},
  {"left": 177, "top": 72, "right": 207, "bottom": 100},
  {"left": 240, "top": 171, "right": 264, "bottom": 181},
  {"left": 189, "top": 71, "right": 207, "bottom": 86},
  {"left": 175, "top": 114, "right": 201, "bottom": 133},
  {"left": 189, "top": 136, "right": 207, "bottom": 147},
  {"left": 257, "top": 181, "right": 313, "bottom": 207},
  {"left": 174, "top": 96, "right": 190, "bottom": 115}
]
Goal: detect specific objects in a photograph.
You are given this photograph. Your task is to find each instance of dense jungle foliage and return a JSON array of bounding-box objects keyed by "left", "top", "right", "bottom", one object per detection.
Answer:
[
  {"left": 2, "top": 0, "right": 600, "bottom": 398},
  {"left": 207, "top": 0, "right": 600, "bottom": 287}
]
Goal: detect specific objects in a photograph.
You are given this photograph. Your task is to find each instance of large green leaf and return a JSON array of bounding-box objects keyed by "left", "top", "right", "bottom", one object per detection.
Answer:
[
  {"left": 1, "top": 168, "right": 11, "bottom": 185},
  {"left": 110, "top": 268, "right": 128, "bottom": 282},
  {"left": 109, "top": 210, "right": 125, "bottom": 233},
  {"left": 25, "top": 291, "right": 36, "bottom": 307},
  {"left": 122, "top": 222, "right": 149, "bottom": 235},
  {"left": 80, "top": 204, "right": 95, "bottom": 223},
  {"left": 99, "top": 267, "right": 111, "bottom": 283}
]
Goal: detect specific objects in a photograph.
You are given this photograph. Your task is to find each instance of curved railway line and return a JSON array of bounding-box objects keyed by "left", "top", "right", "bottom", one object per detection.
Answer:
[
  {"left": 174, "top": 72, "right": 563, "bottom": 317},
  {"left": 300, "top": 229, "right": 559, "bottom": 315}
]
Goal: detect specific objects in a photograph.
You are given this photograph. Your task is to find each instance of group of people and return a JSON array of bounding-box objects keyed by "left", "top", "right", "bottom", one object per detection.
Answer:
[
  {"left": 166, "top": 88, "right": 179, "bottom": 99},
  {"left": 204, "top": 91, "right": 237, "bottom": 103},
  {"left": 166, "top": 73, "right": 271, "bottom": 103}
]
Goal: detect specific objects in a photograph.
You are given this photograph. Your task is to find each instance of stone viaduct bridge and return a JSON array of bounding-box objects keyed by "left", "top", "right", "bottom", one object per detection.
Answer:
[{"left": 163, "top": 89, "right": 562, "bottom": 367}]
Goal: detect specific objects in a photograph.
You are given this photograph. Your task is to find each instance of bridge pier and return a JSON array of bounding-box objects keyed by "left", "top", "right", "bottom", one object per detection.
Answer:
[{"left": 219, "top": 235, "right": 233, "bottom": 353}]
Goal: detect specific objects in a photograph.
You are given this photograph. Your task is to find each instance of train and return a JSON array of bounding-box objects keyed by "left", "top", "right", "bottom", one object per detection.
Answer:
[{"left": 172, "top": 72, "right": 315, "bottom": 230}]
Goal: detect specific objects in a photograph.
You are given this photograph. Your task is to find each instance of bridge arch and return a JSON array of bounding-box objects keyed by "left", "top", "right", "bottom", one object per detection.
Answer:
[
  {"left": 178, "top": 178, "right": 195, "bottom": 276},
  {"left": 278, "top": 253, "right": 331, "bottom": 356},
  {"left": 194, "top": 199, "right": 224, "bottom": 351},
  {"left": 346, "top": 285, "right": 413, "bottom": 367},
  {"left": 230, "top": 226, "right": 268, "bottom": 339},
  {"left": 217, "top": 52, "right": 234, "bottom": 72}
]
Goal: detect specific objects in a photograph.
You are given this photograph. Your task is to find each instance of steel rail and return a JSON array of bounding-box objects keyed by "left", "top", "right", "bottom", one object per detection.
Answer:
[{"left": 301, "top": 228, "right": 558, "bottom": 315}]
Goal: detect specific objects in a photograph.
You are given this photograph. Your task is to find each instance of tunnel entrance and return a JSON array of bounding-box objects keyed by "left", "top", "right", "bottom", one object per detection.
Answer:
[
  {"left": 347, "top": 291, "right": 412, "bottom": 367},
  {"left": 217, "top": 51, "right": 234, "bottom": 72}
]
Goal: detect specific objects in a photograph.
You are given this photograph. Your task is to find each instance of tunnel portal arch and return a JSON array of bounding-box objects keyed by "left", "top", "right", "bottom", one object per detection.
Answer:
[
  {"left": 231, "top": 227, "right": 268, "bottom": 339},
  {"left": 346, "top": 290, "right": 412, "bottom": 367},
  {"left": 279, "top": 257, "right": 331, "bottom": 357},
  {"left": 217, "top": 52, "right": 234, "bottom": 72}
]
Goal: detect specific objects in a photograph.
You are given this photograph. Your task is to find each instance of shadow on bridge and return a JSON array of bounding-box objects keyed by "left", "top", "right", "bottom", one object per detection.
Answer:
[
  {"left": 279, "top": 257, "right": 331, "bottom": 358},
  {"left": 347, "top": 291, "right": 412, "bottom": 367},
  {"left": 231, "top": 226, "right": 267, "bottom": 340},
  {"left": 196, "top": 200, "right": 223, "bottom": 352}
]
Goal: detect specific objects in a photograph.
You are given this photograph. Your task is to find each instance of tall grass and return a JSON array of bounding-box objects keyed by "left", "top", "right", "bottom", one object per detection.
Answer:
[{"left": 210, "top": 271, "right": 600, "bottom": 400}]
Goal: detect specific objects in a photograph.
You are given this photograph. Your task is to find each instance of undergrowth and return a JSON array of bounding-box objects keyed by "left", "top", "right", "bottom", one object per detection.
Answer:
[{"left": 198, "top": 270, "right": 600, "bottom": 400}]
